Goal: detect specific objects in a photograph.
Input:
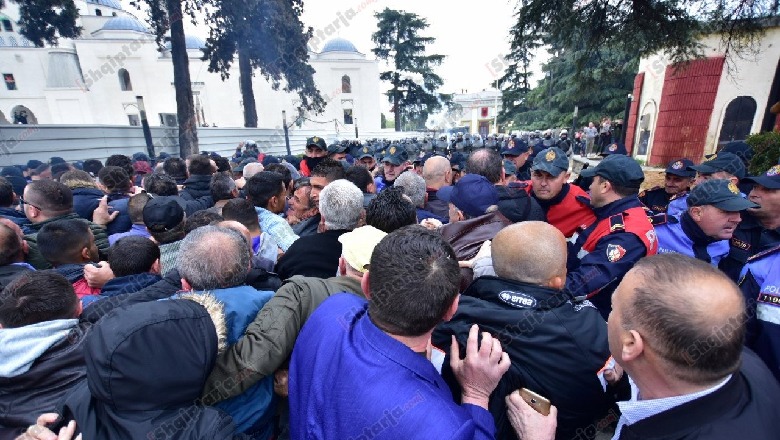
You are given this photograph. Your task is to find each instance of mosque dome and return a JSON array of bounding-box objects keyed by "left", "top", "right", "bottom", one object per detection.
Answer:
[
  {"left": 321, "top": 38, "right": 359, "bottom": 54},
  {"left": 100, "top": 16, "right": 150, "bottom": 33},
  {"left": 164, "top": 35, "right": 207, "bottom": 51}
]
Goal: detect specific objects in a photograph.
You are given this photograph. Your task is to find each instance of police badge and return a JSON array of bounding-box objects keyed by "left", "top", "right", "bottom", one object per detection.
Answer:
[{"left": 606, "top": 244, "right": 626, "bottom": 262}]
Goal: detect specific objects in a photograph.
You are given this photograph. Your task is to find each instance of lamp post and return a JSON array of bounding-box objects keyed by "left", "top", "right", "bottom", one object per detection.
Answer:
[
  {"left": 282, "top": 110, "right": 291, "bottom": 156},
  {"left": 136, "top": 96, "right": 155, "bottom": 159}
]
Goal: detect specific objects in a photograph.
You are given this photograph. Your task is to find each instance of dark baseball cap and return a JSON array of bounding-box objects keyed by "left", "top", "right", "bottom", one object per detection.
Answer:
[
  {"left": 306, "top": 136, "right": 327, "bottom": 150},
  {"left": 687, "top": 179, "right": 758, "bottom": 211},
  {"left": 382, "top": 145, "right": 409, "bottom": 166},
  {"left": 580, "top": 154, "right": 645, "bottom": 187},
  {"left": 437, "top": 174, "right": 498, "bottom": 218},
  {"left": 143, "top": 196, "right": 185, "bottom": 233},
  {"left": 501, "top": 138, "right": 530, "bottom": 156},
  {"left": 713, "top": 141, "right": 754, "bottom": 164},
  {"left": 531, "top": 147, "right": 569, "bottom": 176},
  {"left": 665, "top": 158, "right": 696, "bottom": 178},
  {"left": 358, "top": 146, "right": 375, "bottom": 160},
  {"left": 503, "top": 159, "right": 517, "bottom": 176},
  {"left": 132, "top": 152, "right": 151, "bottom": 162},
  {"left": 742, "top": 164, "right": 780, "bottom": 190},
  {"left": 50, "top": 156, "right": 66, "bottom": 165},
  {"left": 689, "top": 152, "right": 745, "bottom": 179},
  {"left": 327, "top": 143, "right": 348, "bottom": 155},
  {"left": 25, "top": 160, "right": 43, "bottom": 170},
  {"left": 600, "top": 141, "right": 627, "bottom": 156}
]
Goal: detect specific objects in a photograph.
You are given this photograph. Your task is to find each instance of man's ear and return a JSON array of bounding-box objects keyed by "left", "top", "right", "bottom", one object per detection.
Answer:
[
  {"left": 181, "top": 278, "right": 193, "bottom": 292},
  {"left": 367, "top": 182, "right": 376, "bottom": 194},
  {"left": 729, "top": 175, "right": 739, "bottom": 186},
  {"left": 75, "top": 300, "right": 83, "bottom": 318},
  {"left": 445, "top": 170, "right": 452, "bottom": 184},
  {"left": 689, "top": 206, "right": 703, "bottom": 221},
  {"left": 620, "top": 329, "right": 645, "bottom": 363},
  {"left": 150, "top": 258, "right": 161, "bottom": 275},
  {"left": 442, "top": 294, "right": 460, "bottom": 322},
  {"left": 80, "top": 247, "right": 92, "bottom": 262},
  {"left": 361, "top": 270, "right": 371, "bottom": 300},
  {"left": 547, "top": 275, "right": 565, "bottom": 290},
  {"left": 338, "top": 256, "right": 347, "bottom": 276}
]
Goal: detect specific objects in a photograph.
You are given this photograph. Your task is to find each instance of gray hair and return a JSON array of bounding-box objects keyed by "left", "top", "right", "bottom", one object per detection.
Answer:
[
  {"left": 319, "top": 179, "right": 364, "bottom": 230},
  {"left": 178, "top": 225, "right": 250, "bottom": 290},
  {"left": 394, "top": 171, "right": 426, "bottom": 208},
  {"left": 243, "top": 163, "right": 265, "bottom": 179}
]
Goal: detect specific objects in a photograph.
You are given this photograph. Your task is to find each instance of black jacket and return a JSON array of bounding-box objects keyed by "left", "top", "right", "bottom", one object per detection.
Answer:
[
  {"left": 180, "top": 175, "right": 213, "bottom": 201},
  {"left": 0, "top": 264, "right": 32, "bottom": 290},
  {"left": 424, "top": 188, "right": 450, "bottom": 220},
  {"left": 0, "top": 207, "right": 30, "bottom": 231},
  {"left": 275, "top": 229, "right": 348, "bottom": 280},
  {"left": 57, "top": 300, "right": 236, "bottom": 439},
  {"left": 292, "top": 213, "right": 320, "bottom": 238},
  {"left": 719, "top": 211, "right": 780, "bottom": 282},
  {"left": 495, "top": 183, "right": 546, "bottom": 223},
  {"left": 433, "top": 276, "right": 612, "bottom": 440},
  {"left": 0, "top": 323, "right": 89, "bottom": 440},
  {"left": 617, "top": 350, "right": 780, "bottom": 440}
]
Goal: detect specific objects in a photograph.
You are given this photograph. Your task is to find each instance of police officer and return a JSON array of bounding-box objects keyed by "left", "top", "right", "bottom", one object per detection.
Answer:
[
  {"left": 327, "top": 142, "right": 348, "bottom": 162},
  {"left": 568, "top": 154, "right": 658, "bottom": 319},
  {"left": 374, "top": 144, "right": 409, "bottom": 192},
  {"left": 450, "top": 152, "right": 466, "bottom": 185},
  {"left": 639, "top": 158, "right": 695, "bottom": 214},
  {"left": 501, "top": 138, "right": 532, "bottom": 181},
  {"left": 655, "top": 179, "right": 757, "bottom": 265},
  {"left": 720, "top": 164, "right": 780, "bottom": 282},
  {"left": 300, "top": 136, "right": 328, "bottom": 177},
  {"left": 669, "top": 152, "right": 746, "bottom": 216},
  {"left": 555, "top": 129, "right": 572, "bottom": 154},
  {"left": 356, "top": 145, "right": 376, "bottom": 172},
  {"left": 541, "top": 129, "right": 555, "bottom": 149},
  {"left": 528, "top": 147, "right": 596, "bottom": 238}
]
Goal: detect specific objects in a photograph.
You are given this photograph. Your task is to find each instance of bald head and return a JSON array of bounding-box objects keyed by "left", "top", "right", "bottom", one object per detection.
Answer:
[
  {"left": 492, "top": 221, "right": 567, "bottom": 285},
  {"left": 618, "top": 253, "right": 745, "bottom": 384},
  {"left": 422, "top": 156, "right": 450, "bottom": 187}
]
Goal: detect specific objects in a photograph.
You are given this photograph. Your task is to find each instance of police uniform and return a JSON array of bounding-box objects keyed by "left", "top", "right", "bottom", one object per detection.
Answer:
[
  {"left": 501, "top": 139, "right": 532, "bottom": 181},
  {"left": 528, "top": 147, "right": 596, "bottom": 238},
  {"left": 740, "top": 243, "right": 780, "bottom": 383},
  {"left": 566, "top": 155, "right": 658, "bottom": 319},
  {"left": 374, "top": 145, "right": 408, "bottom": 193},
  {"left": 300, "top": 136, "right": 327, "bottom": 177},
  {"left": 720, "top": 166, "right": 780, "bottom": 282},
  {"left": 654, "top": 179, "right": 757, "bottom": 266},
  {"left": 639, "top": 158, "right": 695, "bottom": 214}
]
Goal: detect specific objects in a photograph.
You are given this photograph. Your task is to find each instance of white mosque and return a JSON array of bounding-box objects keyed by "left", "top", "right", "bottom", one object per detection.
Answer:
[{"left": 0, "top": 0, "right": 382, "bottom": 132}]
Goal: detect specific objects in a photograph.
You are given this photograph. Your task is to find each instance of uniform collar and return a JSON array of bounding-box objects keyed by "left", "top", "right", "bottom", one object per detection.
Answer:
[{"left": 592, "top": 196, "right": 643, "bottom": 220}]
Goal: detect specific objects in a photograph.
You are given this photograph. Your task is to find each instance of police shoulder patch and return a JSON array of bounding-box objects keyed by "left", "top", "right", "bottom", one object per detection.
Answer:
[
  {"left": 498, "top": 290, "right": 537, "bottom": 309},
  {"left": 731, "top": 237, "right": 750, "bottom": 251},
  {"left": 607, "top": 244, "right": 627, "bottom": 262}
]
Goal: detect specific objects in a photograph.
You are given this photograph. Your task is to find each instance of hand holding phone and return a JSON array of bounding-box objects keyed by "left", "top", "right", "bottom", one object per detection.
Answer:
[{"left": 519, "top": 388, "right": 551, "bottom": 416}]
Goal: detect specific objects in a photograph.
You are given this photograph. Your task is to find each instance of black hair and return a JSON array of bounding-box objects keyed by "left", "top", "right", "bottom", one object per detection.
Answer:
[
  {"left": 143, "top": 173, "right": 178, "bottom": 196},
  {"left": 311, "top": 158, "right": 346, "bottom": 182},
  {"left": 222, "top": 198, "right": 260, "bottom": 232},
  {"left": 82, "top": 159, "right": 104, "bottom": 177},
  {"left": 210, "top": 172, "right": 236, "bottom": 201},
  {"left": 109, "top": 236, "right": 161, "bottom": 277},
  {"left": 265, "top": 163, "right": 292, "bottom": 185},
  {"left": 98, "top": 166, "right": 132, "bottom": 193},
  {"left": 214, "top": 156, "right": 231, "bottom": 173},
  {"left": 245, "top": 171, "right": 285, "bottom": 209},
  {"left": 345, "top": 165, "right": 372, "bottom": 193},
  {"left": 31, "top": 164, "right": 50, "bottom": 177},
  {"left": 184, "top": 210, "right": 224, "bottom": 234},
  {"left": 105, "top": 155, "right": 134, "bottom": 179},
  {"left": 0, "top": 271, "right": 78, "bottom": 328},
  {"left": 366, "top": 187, "right": 417, "bottom": 233},
  {"left": 51, "top": 162, "right": 71, "bottom": 178},
  {"left": 163, "top": 157, "right": 188, "bottom": 181},
  {"left": 37, "top": 219, "right": 94, "bottom": 266},
  {"left": 368, "top": 226, "right": 460, "bottom": 336},
  {"left": 25, "top": 180, "right": 73, "bottom": 214},
  {"left": 187, "top": 154, "right": 213, "bottom": 176},
  {"left": 0, "top": 177, "right": 14, "bottom": 207}
]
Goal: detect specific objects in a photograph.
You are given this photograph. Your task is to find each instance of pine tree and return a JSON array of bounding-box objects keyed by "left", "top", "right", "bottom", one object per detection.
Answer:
[
  {"left": 372, "top": 8, "right": 451, "bottom": 131},
  {"left": 1, "top": 0, "right": 81, "bottom": 47},
  {"left": 202, "top": 0, "right": 325, "bottom": 128}
]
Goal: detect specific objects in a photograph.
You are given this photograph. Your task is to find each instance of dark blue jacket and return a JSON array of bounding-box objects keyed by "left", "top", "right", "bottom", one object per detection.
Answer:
[
  {"left": 82, "top": 273, "right": 162, "bottom": 309},
  {"left": 106, "top": 193, "right": 132, "bottom": 236},
  {"left": 720, "top": 212, "right": 780, "bottom": 282},
  {"left": 740, "top": 244, "right": 780, "bottom": 383},
  {"left": 180, "top": 175, "right": 212, "bottom": 201},
  {"left": 0, "top": 207, "right": 30, "bottom": 231},
  {"left": 71, "top": 188, "right": 104, "bottom": 221}
]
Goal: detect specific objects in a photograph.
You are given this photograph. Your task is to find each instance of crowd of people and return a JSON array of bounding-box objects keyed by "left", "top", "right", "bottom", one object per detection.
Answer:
[{"left": 0, "top": 133, "right": 779, "bottom": 440}]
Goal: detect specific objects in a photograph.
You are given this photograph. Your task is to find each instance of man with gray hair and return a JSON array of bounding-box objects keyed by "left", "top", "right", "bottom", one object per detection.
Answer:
[
  {"left": 275, "top": 179, "right": 364, "bottom": 280},
  {"left": 395, "top": 170, "right": 447, "bottom": 223},
  {"left": 433, "top": 221, "right": 611, "bottom": 440},
  {"left": 175, "top": 225, "right": 276, "bottom": 436}
]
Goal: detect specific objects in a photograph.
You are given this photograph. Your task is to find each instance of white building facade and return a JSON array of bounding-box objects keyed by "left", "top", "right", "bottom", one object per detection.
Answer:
[{"left": 0, "top": 0, "right": 381, "bottom": 134}]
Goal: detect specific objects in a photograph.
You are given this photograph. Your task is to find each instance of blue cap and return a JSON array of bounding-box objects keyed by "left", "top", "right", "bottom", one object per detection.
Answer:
[
  {"left": 665, "top": 158, "right": 696, "bottom": 178},
  {"left": 501, "top": 138, "right": 530, "bottom": 156},
  {"left": 600, "top": 141, "right": 627, "bottom": 156},
  {"left": 382, "top": 145, "right": 409, "bottom": 166},
  {"left": 357, "top": 146, "right": 374, "bottom": 160},
  {"left": 531, "top": 147, "right": 569, "bottom": 176},
  {"left": 437, "top": 174, "right": 498, "bottom": 218},
  {"left": 25, "top": 160, "right": 43, "bottom": 170},
  {"left": 132, "top": 152, "right": 151, "bottom": 162},
  {"left": 327, "top": 143, "right": 348, "bottom": 155},
  {"left": 690, "top": 152, "right": 745, "bottom": 179},
  {"left": 743, "top": 164, "right": 780, "bottom": 190},
  {"left": 580, "top": 154, "right": 644, "bottom": 187},
  {"left": 687, "top": 179, "right": 758, "bottom": 211}
]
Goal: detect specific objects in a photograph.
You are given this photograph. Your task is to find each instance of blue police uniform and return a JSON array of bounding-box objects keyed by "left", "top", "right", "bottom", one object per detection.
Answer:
[
  {"left": 740, "top": 244, "right": 780, "bottom": 383},
  {"left": 666, "top": 193, "right": 689, "bottom": 216},
  {"left": 654, "top": 212, "right": 730, "bottom": 266}
]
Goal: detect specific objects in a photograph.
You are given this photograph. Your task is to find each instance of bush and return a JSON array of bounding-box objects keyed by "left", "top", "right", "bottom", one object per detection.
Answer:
[{"left": 746, "top": 131, "right": 780, "bottom": 176}]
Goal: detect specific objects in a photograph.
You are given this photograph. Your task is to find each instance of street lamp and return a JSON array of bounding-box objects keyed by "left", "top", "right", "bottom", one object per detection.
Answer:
[{"left": 136, "top": 96, "right": 155, "bottom": 159}]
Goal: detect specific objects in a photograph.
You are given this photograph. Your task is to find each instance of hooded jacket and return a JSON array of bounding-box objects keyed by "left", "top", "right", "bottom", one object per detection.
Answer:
[
  {"left": 180, "top": 175, "right": 213, "bottom": 201},
  {"left": 71, "top": 187, "right": 104, "bottom": 221},
  {"left": 0, "top": 320, "right": 88, "bottom": 440},
  {"left": 495, "top": 183, "right": 546, "bottom": 223},
  {"left": 57, "top": 300, "right": 236, "bottom": 440}
]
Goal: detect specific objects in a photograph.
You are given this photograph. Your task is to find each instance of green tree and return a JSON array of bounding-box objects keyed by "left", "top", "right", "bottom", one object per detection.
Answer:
[
  {"left": 372, "top": 8, "right": 451, "bottom": 132},
  {"left": 202, "top": 0, "right": 325, "bottom": 128},
  {"left": 0, "top": 0, "right": 81, "bottom": 47},
  {"left": 131, "top": 0, "right": 202, "bottom": 156}
]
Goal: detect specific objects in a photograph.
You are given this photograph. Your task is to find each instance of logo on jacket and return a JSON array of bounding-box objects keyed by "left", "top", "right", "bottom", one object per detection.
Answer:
[
  {"left": 646, "top": 230, "right": 656, "bottom": 246},
  {"left": 606, "top": 244, "right": 627, "bottom": 262},
  {"left": 498, "top": 290, "right": 537, "bottom": 309}
]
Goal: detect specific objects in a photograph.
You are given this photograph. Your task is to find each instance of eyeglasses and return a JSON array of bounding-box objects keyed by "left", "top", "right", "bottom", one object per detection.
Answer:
[{"left": 19, "top": 196, "right": 41, "bottom": 211}]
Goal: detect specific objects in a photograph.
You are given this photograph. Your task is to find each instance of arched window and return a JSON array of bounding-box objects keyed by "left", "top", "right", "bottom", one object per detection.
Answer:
[
  {"left": 719, "top": 96, "right": 757, "bottom": 144},
  {"left": 95, "top": 9, "right": 102, "bottom": 16},
  {"left": 118, "top": 68, "right": 132, "bottom": 91},
  {"left": 11, "top": 105, "right": 37, "bottom": 124},
  {"left": 341, "top": 75, "right": 351, "bottom": 94}
]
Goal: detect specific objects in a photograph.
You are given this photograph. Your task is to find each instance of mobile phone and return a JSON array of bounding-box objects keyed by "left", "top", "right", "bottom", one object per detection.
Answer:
[{"left": 519, "top": 388, "right": 551, "bottom": 416}]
